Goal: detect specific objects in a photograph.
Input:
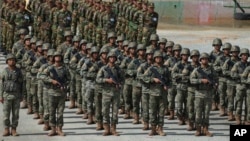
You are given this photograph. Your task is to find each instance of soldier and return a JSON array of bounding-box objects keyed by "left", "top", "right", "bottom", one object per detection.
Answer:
[
  {"left": 57, "top": 30, "right": 73, "bottom": 55},
  {"left": 12, "top": 28, "right": 28, "bottom": 56},
  {"left": 172, "top": 48, "right": 191, "bottom": 125},
  {"left": 102, "top": 2, "right": 116, "bottom": 33},
  {"left": 70, "top": 39, "right": 88, "bottom": 114},
  {"left": 158, "top": 38, "right": 168, "bottom": 60},
  {"left": 127, "top": 44, "right": 146, "bottom": 124},
  {"left": 213, "top": 42, "right": 231, "bottom": 116},
  {"left": 29, "top": 0, "right": 43, "bottom": 38},
  {"left": 104, "top": 32, "right": 117, "bottom": 50},
  {"left": 1, "top": 0, "right": 10, "bottom": 54},
  {"left": 32, "top": 43, "right": 50, "bottom": 124},
  {"left": 190, "top": 52, "right": 217, "bottom": 137},
  {"left": 120, "top": 42, "right": 137, "bottom": 119},
  {"left": 165, "top": 41, "right": 174, "bottom": 59},
  {"left": 186, "top": 49, "right": 200, "bottom": 131},
  {"left": 143, "top": 51, "right": 169, "bottom": 136},
  {"left": 142, "top": 2, "right": 158, "bottom": 46},
  {"left": 243, "top": 61, "right": 250, "bottom": 125},
  {"left": 164, "top": 44, "right": 182, "bottom": 120},
  {"left": 222, "top": 45, "right": 240, "bottom": 121},
  {"left": 137, "top": 48, "right": 154, "bottom": 130},
  {"left": 231, "top": 48, "right": 249, "bottom": 125},
  {"left": 81, "top": 46, "right": 100, "bottom": 124},
  {"left": 0, "top": 54, "right": 23, "bottom": 136},
  {"left": 64, "top": 35, "right": 81, "bottom": 109},
  {"left": 146, "top": 34, "right": 159, "bottom": 51},
  {"left": 96, "top": 51, "right": 123, "bottom": 136},
  {"left": 209, "top": 38, "right": 223, "bottom": 111},
  {"left": 39, "top": 48, "right": 55, "bottom": 131},
  {"left": 43, "top": 51, "right": 70, "bottom": 136}
]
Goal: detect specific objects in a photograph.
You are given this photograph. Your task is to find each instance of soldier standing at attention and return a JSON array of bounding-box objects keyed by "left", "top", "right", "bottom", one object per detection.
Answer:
[
  {"left": 0, "top": 54, "right": 23, "bottom": 136},
  {"left": 222, "top": 45, "right": 240, "bottom": 121},
  {"left": 12, "top": 28, "right": 28, "bottom": 56},
  {"left": 43, "top": 51, "right": 70, "bottom": 136},
  {"left": 96, "top": 51, "right": 123, "bottom": 136},
  {"left": 209, "top": 38, "right": 223, "bottom": 111},
  {"left": 231, "top": 48, "right": 249, "bottom": 125},
  {"left": 172, "top": 48, "right": 191, "bottom": 125},
  {"left": 143, "top": 51, "right": 169, "bottom": 136},
  {"left": 190, "top": 52, "right": 217, "bottom": 137},
  {"left": 213, "top": 42, "right": 231, "bottom": 116}
]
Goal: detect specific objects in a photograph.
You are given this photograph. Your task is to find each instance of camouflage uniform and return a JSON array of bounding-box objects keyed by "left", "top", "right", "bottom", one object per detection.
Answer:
[
  {"left": 57, "top": 30, "right": 73, "bottom": 55},
  {"left": 11, "top": 28, "right": 28, "bottom": 56},
  {"left": 222, "top": 45, "right": 240, "bottom": 121},
  {"left": 231, "top": 48, "right": 249, "bottom": 125},
  {"left": 42, "top": 52, "right": 70, "bottom": 136},
  {"left": 96, "top": 51, "right": 123, "bottom": 136},
  {"left": 143, "top": 51, "right": 170, "bottom": 136},
  {"left": 0, "top": 54, "right": 23, "bottom": 136},
  {"left": 190, "top": 52, "right": 217, "bottom": 137}
]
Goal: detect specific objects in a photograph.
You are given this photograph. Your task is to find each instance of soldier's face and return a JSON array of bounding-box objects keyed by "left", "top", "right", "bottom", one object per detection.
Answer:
[
  {"left": 43, "top": 50, "right": 48, "bottom": 56},
  {"left": 167, "top": 47, "right": 173, "bottom": 52},
  {"left": 241, "top": 54, "right": 248, "bottom": 61},
  {"left": 109, "top": 38, "right": 116, "bottom": 44},
  {"left": 54, "top": 56, "right": 62, "bottom": 62},
  {"left": 181, "top": 54, "right": 189, "bottom": 61},
  {"left": 223, "top": 49, "right": 230, "bottom": 55},
  {"left": 7, "top": 58, "right": 16, "bottom": 67},
  {"left": 66, "top": 36, "right": 72, "bottom": 41},
  {"left": 109, "top": 56, "right": 117, "bottom": 63},
  {"left": 174, "top": 50, "right": 180, "bottom": 57},
  {"left": 151, "top": 40, "right": 157, "bottom": 45},
  {"left": 159, "top": 43, "right": 165, "bottom": 50},
  {"left": 48, "top": 56, "right": 53, "bottom": 62},
  {"left": 124, "top": 46, "right": 128, "bottom": 51},
  {"left": 101, "top": 53, "right": 107, "bottom": 59},
  {"left": 201, "top": 58, "right": 209, "bottom": 65},
  {"left": 92, "top": 53, "right": 99, "bottom": 59},
  {"left": 214, "top": 45, "right": 221, "bottom": 51},
  {"left": 81, "top": 44, "right": 86, "bottom": 51},
  {"left": 37, "top": 46, "right": 43, "bottom": 53},
  {"left": 31, "top": 44, "right": 36, "bottom": 49},
  {"left": 191, "top": 55, "right": 199, "bottom": 62},
  {"left": 147, "top": 54, "right": 153, "bottom": 60},
  {"left": 74, "top": 41, "right": 80, "bottom": 47},
  {"left": 20, "top": 34, "right": 26, "bottom": 39},
  {"left": 154, "top": 57, "right": 162, "bottom": 63},
  {"left": 138, "top": 50, "right": 145, "bottom": 56},
  {"left": 129, "top": 48, "right": 136, "bottom": 54},
  {"left": 148, "top": 7, "right": 154, "bottom": 13},
  {"left": 25, "top": 39, "right": 31, "bottom": 46},
  {"left": 118, "top": 41, "right": 123, "bottom": 47},
  {"left": 231, "top": 51, "right": 239, "bottom": 57}
]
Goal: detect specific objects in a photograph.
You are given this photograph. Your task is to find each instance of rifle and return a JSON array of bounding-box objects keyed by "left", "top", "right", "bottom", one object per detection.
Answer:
[
  {"left": 50, "top": 67, "right": 67, "bottom": 91},
  {"left": 150, "top": 67, "right": 168, "bottom": 88},
  {"left": 104, "top": 66, "right": 121, "bottom": 89},
  {"left": 197, "top": 67, "right": 217, "bottom": 88}
]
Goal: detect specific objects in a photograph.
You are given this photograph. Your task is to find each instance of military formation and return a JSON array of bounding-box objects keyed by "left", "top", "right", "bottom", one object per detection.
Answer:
[{"left": 0, "top": 0, "right": 249, "bottom": 138}]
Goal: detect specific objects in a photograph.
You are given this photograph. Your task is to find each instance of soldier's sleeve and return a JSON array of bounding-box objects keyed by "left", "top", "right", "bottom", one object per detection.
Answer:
[
  {"left": 241, "top": 66, "right": 250, "bottom": 84},
  {"left": 213, "top": 56, "right": 222, "bottom": 73},
  {"left": 18, "top": 69, "right": 24, "bottom": 99},
  {"left": 96, "top": 67, "right": 106, "bottom": 84},
  {"left": 164, "top": 67, "right": 171, "bottom": 86},
  {"left": 69, "top": 55, "right": 78, "bottom": 70},
  {"left": 42, "top": 67, "right": 54, "bottom": 84},
  {"left": 190, "top": 68, "right": 202, "bottom": 84},
  {"left": 63, "top": 48, "right": 71, "bottom": 64},
  {"left": 76, "top": 58, "right": 84, "bottom": 76},
  {"left": 126, "top": 60, "right": 137, "bottom": 77},
  {"left": 142, "top": 67, "right": 153, "bottom": 84},
  {"left": 231, "top": 63, "right": 240, "bottom": 80},
  {"left": 246, "top": 67, "right": 250, "bottom": 84},
  {"left": 163, "top": 59, "right": 172, "bottom": 72},
  {"left": 0, "top": 70, "right": 5, "bottom": 99},
  {"left": 136, "top": 64, "right": 144, "bottom": 81},
  {"left": 31, "top": 58, "right": 41, "bottom": 74},
  {"left": 171, "top": 63, "right": 182, "bottom": 80},
  {"left": 222, "top": 59, "right": 230, "bottom": 77},
  {"left": 80, "top": 60, "right": 89, "bottom": 78}
]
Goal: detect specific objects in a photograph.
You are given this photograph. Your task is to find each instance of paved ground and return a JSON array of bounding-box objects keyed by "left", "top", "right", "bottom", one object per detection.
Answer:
[{"left": 1, "top": 25, "right": 249, "bottom": 140}]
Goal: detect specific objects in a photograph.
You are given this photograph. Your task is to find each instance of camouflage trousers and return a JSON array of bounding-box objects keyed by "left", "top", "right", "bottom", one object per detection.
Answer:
[
  {"left": 176, "top": 84, "right": 188, "bottom": 119},
  {"left": 123, "top": 84, "right": 133, "bottom": 112},
  {"left": 43, "top": 87, "right": 49, "bottom": 122},
  {"left": 49, "top": 95, "right": 66, "bottom": 127},
  {"left": 85, "top": 80, "right": 95, "bottom": 115},
  {"left": 37, "top": 80, "right": 44, "bottom": 115},
  {"left": 142, "top": 93, "right": 150, "bottom": 123},
  {"left": 132, "top": 86, "right": 142, "bottom": 115},
  {"left": 95, "top": 85, "right": 103, "bottom": 122},
  {"left": 119, "top": 85, "right": 124, "bottom": 109},
  {"left": 26, "top": 77, "right": 32, "bottom": 105},
  {"left": 246, "top": 90, "right": 250, "bottom": 122},
  {"left": 195, "top": 96, "right": 212, "bottom": 126},
  {"left": 76, "top": 78, "right": 82, "bottom": 108},
  {"left": 187, "top": 87, "right": 196, "bottom": 123},
  {"left": 226, "top": 83, "right": 236, "bottom": 112},
  {"left": 149, "top": 94, "right": 167, "bottom": 126},
  {"left": 6, "top": 24, "right": 14, "bottom": 52},
  {"left": 30, "top": 78, "right": 38, "bottom": 113},
  {"left": 69, "top": 72, "right": 76, "bottom": 100},
  {"left": 218, "top": 80, "right": 227, "bottom": 108},
  {"left": 168, "top": 85, "right": 177, "bottom": 110},
  {"left": 102, "top": 87, "right": 120, "bottom": 124},
  {"left": 81, "top": 79, "right": 87, "bottom": 111},
  {"left": 235, "top": 84, "right": 247, "bottom": 117},
  {"left": 3, "top": 98, "right": 20, "bottom": 128}
]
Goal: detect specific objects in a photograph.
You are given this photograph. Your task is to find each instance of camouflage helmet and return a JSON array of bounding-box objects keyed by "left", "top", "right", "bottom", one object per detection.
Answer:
[
  {"left": 165, "top": 41, "right": 175, "bottom": 48},
  {"left": 99, "top": 47, "right": 109, "bottom": 55},
  {"left": 90, "top": 46, "right": 100, "bottom": 54},
  {"left": 230, "top": 45, "right": 240, "bottom": 52},
  {"left": 107, "top": 32, "right": 117, "bottom": 39},
  {"left": 190, "top": 49, "right": 200, "bottom": 58},
  {"left": 180, "top": 48, "right": 190, "bottom": 56},
  {"left": 148, "top": 2, "right": 154, "bottom": 8},
  {"left": 116, "top": 35, "right": 125, "bottom": 42},
  {"left": 146, "top": 48, "right": 154, "bottom": 55},
  {"left": 64, "top": 30, "right": 73, "bottom": 37},
  {"left": 136, "top": 44, "right": 146, "bottom": 51},
  {"left": 62, "top": 0, "right": 68, "bottom": 4},
  {"left": 47, "top": 49, "right": 55, "bottom": 57},
  {"left": 222, "top": 42, "right": 232, "bottom": 50},
  {"left": 72, "top": 35, "right": 81, "bottom": 42},
  {"left": 123, "top": 40, "right": 129, "bottom": 46},
  {"left": 128, "top": 42, "right": 137, "bottom": 50},
  {"left": 86, "top": 43, "right": 94, "bottom": 50},
  {"left": 24, "top": 35, "right": 32, "bottom": 41},
  {"left": 30, "top": 36, "right": 37, "bottom": 44},
  {"left": 80, "top": 39, "right": 88, "bottom": 46},
  {"left": 149, "top": 34, "right": 159, "bottom": 41},
  {"left": 153, "top": 51, "right": 163, "bottom": 59},
  {"left": 107, "top": 51, "right": 117, "bottom": 59},
  {"left": 212, "top": 38, "right": 222, "bottom": 46},
  {"left": 53, "top": 51, "right": 63, "bottom": 57},
  {"left": 239, "top": 48, "right": 250, "bottom": 56},
  {"left": 18, "top": 28, "right": 28, "bottom": 35},
  {"left": 158, "top": 38, "right": 167, "bottom": 44},
  {"left": 42, "top": 43, "right": 51, "bottom": 50},
  {"left": 36, "top": 40, "right": 43, "bottom": 47},
  {"left": 199, "top": 52, "right": 210, "bottom": 61},
  {"left": 172, "top": 44, "right": 182, "bottom": 51},
  {"left": 6, "top": 53, "right": 16, "bottom": 63}
]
